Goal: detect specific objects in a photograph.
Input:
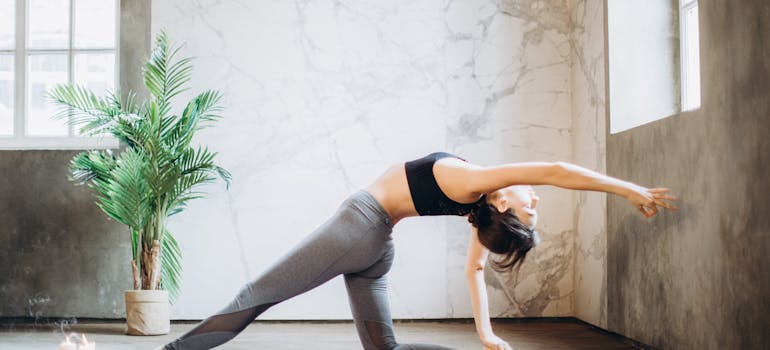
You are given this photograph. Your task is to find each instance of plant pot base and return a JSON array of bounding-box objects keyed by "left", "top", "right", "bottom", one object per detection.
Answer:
[{"left": 125, "top": 290, "right": 170, "bottom": 335}]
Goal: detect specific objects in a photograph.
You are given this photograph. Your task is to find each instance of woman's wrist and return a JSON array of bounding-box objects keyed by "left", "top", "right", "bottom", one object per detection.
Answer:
[
  {"left": 604, "top": 177, "right": 634, "bottom": 198},
  {"left": 615, "top": 181, "right": 633, "bottom": 198},
  {"left": 477, "top": 327, "right": 495, "bottom": 340}
]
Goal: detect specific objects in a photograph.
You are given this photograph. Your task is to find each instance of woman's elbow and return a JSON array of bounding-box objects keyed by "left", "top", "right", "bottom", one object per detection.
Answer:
[
  {"left": 465, "top": 264, "right": 484, "bottom": 278},
  {"left": 552, "top": 161, "right": 570, "bottom": 174},
  {"left": 546, "top": 161, "right": 569, "bottom": 184}
]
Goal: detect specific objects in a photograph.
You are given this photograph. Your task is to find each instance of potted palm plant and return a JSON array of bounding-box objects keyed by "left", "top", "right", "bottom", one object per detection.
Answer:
[{"left": 48, "top": 31, "right": 230, "bottom": 335}]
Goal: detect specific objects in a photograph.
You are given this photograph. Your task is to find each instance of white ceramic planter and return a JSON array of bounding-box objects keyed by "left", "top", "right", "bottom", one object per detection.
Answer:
[{"left": 125, "top": 290, "right": 170, "bottom": 335}]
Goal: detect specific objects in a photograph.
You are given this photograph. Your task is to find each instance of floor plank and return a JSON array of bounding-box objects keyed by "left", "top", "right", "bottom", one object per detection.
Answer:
[{"left": 0, "top": 320, "right": 639, "bottom": 349}]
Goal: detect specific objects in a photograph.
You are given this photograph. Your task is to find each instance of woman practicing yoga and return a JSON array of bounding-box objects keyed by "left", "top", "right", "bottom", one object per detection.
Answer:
[{"left": 161, "top": 152, "right": 677, "bottom": 350}]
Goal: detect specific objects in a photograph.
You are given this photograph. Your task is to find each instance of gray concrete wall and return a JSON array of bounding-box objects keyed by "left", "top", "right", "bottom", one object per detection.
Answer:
[
  {"left": 0, "top": 0, "right": 150, "bottom": 319},
  {"left": 606, "top": 1, "right": 770, "bottom": 348},
  {"left": 0, "top": 151, "right": 130, "bottom": 318}
]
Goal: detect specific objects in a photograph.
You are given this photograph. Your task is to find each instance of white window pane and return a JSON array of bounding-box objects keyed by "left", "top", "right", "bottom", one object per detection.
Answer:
[
  {"left": 74, "top": 0, "right": 116, "bottom": 48},
  {"left": 74, "top": 52, "right": 115, "bottom": 136},
  {"left": 74, "top": 53, "right": 115, "bottom": 92},
  {"left": 27, "top": 54, "right": 68, "bottom": 136},
  {"left": 0, "top": 55, "right": 12, "bottom": 136},
  {"left": 28, "top": 0, "right": 70, "bottom": 49},
  {"left": 683, "top": 5, "right": 701, "bottom": 110},
  {"left": 0, "top": 0, "right": 14, "bottom": 49}
]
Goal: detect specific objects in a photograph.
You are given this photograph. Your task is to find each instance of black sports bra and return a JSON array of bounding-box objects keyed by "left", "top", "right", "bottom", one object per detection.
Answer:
[{"left": 405, "top": 152, "right": 482, "bottom": 216}]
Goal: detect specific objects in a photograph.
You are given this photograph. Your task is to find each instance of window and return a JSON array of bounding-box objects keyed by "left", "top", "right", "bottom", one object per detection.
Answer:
[
  {"left": 0, "top": 0, "right": 14, "bottom": 137},
  {"left": 0, "top": 0, "right": 119, "bottom": 149},
  {"left": 680, "top": 0, "right": 700, "bottom": 111},
  {"left": 608, "top": 0, "right": 702, "bottom": 134}
]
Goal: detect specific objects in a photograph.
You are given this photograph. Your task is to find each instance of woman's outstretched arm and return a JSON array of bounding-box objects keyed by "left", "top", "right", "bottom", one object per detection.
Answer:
[
  {"left": 466, "top": 161, "right": 677, "bottom": 217},
  {"left": 466, "top": 227, "right": 513, "bottom": 350}
]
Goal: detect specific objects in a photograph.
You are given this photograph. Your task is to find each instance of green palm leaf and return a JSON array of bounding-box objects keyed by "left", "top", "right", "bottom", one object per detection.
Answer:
[
  {"left": 97, "top": 148, "right": 152, "bottom": 229},
  {"left": 47, "top": 84, "right": 139, "bottom": 137},
  {"left": 48, "top": 30, "right": 229, "bottom": 305},
  {"left": 144, "top": 30, "right": 193, "bottom": 116},
  {"left": 161, "top": 230, "right": 183, "bottom": 304},
  {"left": 69, "top": 150, "right": 117, "bottom": 184}
]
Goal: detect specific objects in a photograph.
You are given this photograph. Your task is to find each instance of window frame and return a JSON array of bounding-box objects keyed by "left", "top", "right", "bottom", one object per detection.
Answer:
[
  {"left": 679, "top": 0, "right": 701, "bottom": 111},
  {"left": 0, "top": 0, "right": 120, "bottom": 150}
]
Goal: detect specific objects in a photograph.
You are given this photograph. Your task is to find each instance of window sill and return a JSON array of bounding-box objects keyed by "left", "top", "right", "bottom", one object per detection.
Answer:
[{"left": 0, "top": 136, "right": 121, "bottom": 150}]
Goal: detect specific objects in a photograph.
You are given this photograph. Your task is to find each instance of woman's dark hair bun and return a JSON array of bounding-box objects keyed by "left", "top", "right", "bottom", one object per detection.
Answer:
[
  {"left": 469, "top": 197, "right": 538, "bottom": 272},
  {"left": 467, "top": 195, "right": 488, "bottom": 227}
]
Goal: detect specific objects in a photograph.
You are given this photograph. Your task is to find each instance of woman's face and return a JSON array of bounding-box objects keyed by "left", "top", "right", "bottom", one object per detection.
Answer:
[{"left": 489, "top": 185, "right": 539, "bottom": 228}]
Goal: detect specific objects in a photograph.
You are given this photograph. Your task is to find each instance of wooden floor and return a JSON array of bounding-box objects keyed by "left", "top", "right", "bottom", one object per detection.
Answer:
[{"left": 0, "top": 319, "right": 640, "bottom": 349}]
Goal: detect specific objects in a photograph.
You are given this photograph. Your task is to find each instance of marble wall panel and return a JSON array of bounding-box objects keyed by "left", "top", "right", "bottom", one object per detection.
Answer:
[
  {"left": 569, "top": 0, "right": 607, "bottom": 328},
  {"left": 152, "top": 0, "right": 574, "bottom": 320}
]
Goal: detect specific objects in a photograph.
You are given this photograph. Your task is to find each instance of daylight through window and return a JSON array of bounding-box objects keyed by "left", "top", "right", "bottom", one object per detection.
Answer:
[
  {"left": 0, "top": 0, "right": 119, "bottom": 149},
  {"left": 680, "top": 0, "right": 701, "bottom": 111}
]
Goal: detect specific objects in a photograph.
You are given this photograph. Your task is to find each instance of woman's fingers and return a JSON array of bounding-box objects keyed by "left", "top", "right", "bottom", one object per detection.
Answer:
[
  {"left": 649, "top": 188, "right": 670, "bottom": 193},
  {"left": 653, "top": 193, "right": 677, "bottom": 201},
  {"left": 653, "top": 198, "right": 678, "bottom": 210},
  {"left": 647, "top": 203, "right": 658, "bottom": 216},
  {"left": 630, "top": 187, "right": 678, "bottom": 217},
  {"left": 484, "top": 340, "right": 512, "bottom": 350},
  {"left": 638, "top": 203, "right": 657, "bottom": 217},
  {"left": 651, "top": 191, "right": 678, "bottom": 210},
  {"left": 647, "top": 188, "right": 678, "bottom": 211}
]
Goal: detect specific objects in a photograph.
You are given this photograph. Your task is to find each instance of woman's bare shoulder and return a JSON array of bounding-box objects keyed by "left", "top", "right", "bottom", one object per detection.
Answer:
[{"left": 433, "top": 158, "right": 485, "bottom": 202}]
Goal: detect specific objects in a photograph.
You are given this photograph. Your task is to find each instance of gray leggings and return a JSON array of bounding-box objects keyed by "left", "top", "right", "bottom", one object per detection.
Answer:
[{"left": 164, "top": 191, "right": 455, "bottom": 350}]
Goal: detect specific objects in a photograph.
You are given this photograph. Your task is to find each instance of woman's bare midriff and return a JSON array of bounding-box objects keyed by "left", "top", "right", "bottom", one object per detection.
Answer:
[{"left": 365, "top": 163, "right": 418, "bottom": 225}]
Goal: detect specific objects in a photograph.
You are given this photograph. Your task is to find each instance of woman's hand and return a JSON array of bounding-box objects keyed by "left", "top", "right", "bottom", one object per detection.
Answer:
[
  {"left": 625, "top": 185, "right": 678, "bottom": 218},
  {"left": 481, "top": 334, "right": 513, "bottom": 350}
]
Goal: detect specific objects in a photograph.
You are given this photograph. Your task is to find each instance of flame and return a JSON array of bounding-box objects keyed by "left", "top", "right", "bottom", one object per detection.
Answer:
[{"left": 60, "top": 332, "right": 95, "bottom": 348}]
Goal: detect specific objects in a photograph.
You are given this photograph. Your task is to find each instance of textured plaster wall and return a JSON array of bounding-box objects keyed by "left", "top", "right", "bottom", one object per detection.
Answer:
[
  {"left": 606, "top": 0, "right": 770, "bottom": 348},
  {"left": 0, "top": 150, "right": 130, "bottom": 318},
  {"left": 0, "top": 0, "right": 150, "bottom": 319},
  {"left": 153, "top": 0, "right": 576, "bottom": 320}
]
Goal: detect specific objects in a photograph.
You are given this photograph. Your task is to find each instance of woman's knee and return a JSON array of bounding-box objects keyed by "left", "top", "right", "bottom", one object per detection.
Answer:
[
  {"left": 355, "top": 245, "right": 395, "bottom": 279},
  {"left": 362, "top": 320, "right": 400, "bottom": 350}
]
